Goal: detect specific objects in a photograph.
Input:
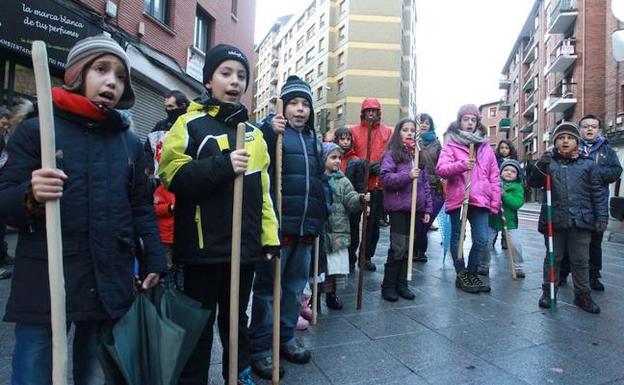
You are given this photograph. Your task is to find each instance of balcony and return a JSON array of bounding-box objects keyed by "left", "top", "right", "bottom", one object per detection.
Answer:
[
  {"left": 546, "top": 81, "right": 577, "bottom": 113},
  {"left": 498, "top": 118, "right": 511, "bottom": 131},
  {"left": 548, "top": 0, "right": 577, "bottom": 35},
  {"left": 499, "top": 76, "right": 511, "bottom": 89},
  {"left": 545, "top": 38, "right": 577, "bottom": 75},
  {"left": 523, "top": 91, "right": 537, "bottom": 117},
  {"left": 523, "top": 77, "right": 534, "bottom": 93},
  {"left": 523, "top": 35, "right": 537, "bottom": 64},
  {"left": 606, "top": 112, "right": 624, "bottom": 146},
  {"left": 271, "top": 54, "right": 279, "bottom": 67},
  {"left": 520, "top": 119, "right": 536, "bottom": 134},
  {"left": 269, "top": 71, "right": 278, "bottom": 85}
]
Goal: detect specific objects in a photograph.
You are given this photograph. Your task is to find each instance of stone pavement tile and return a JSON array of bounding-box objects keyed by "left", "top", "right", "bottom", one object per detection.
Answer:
[
  {"left": 376, "top": 329, "right": 476, "bottom": 373},
  {"left": 254, "top": 360, "right": 332, "bottom": 385},
  {"left": 344, "top": 308, "right": 428, "bottom": 340},
  {"left": 415, "top": 358, "right": 529, "bottom": 385},
  {"left": 546, "top": 302, "right": 624, "bottom": 340},
  {"left": 435, "top": 320, "right": 537, "bottom": 359},
  {"left": 352, "top": 372, "right": 429, "bottom": 385},
  {"left": 448, "top": 295, "right": 535, "bottom": 321},
  {"left": 301, "top": 316, "right": 369, "bottom": 350},
  {"left": 398, "top": 302, "right": 482, "bottom": 330},
  {"left": 488, "top": 310, "right": 583, "bottom": 345},
  {"left": 0, "top": 359, "right": 11, "bottom": 385},
  {"left": 489, "top": 344, "right": 613, "bottom": 385},
  {"left": 311, "top": 340, "right": 412, "bottom": 385}
]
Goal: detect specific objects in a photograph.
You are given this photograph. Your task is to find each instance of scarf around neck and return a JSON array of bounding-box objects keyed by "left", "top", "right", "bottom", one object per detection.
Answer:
[
  {"left": 420, "top": 130, "right": 437, "bottom": 146},
  {"left": 448, "top": 128, "right": 487, "bottom": 146}
]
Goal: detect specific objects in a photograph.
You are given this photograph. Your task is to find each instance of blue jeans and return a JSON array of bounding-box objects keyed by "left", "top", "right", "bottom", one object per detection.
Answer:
[
  {"left": 249, "top": 240, "right": 312, "bottom": 360},
  {"left": 449, "top": 206, "right": 489, "bottom": 273},
  {"left": 12, "top": 321, "right": 105, "bottom": 385}
]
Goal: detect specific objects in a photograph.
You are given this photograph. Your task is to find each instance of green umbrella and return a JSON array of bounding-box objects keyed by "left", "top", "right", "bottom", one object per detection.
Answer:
[{"left": 98, "top": 286, "right": 211, "bottom": 385}]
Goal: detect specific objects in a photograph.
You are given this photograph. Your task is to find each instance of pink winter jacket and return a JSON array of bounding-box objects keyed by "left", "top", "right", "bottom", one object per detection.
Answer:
[{"left": 436, "top": 140, "right": 501, "bottom": 214}]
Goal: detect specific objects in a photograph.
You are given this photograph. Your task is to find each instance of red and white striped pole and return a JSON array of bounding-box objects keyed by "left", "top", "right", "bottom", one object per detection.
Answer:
[{"left": 545, "top": 175, "right": 556, "bottom": 313}]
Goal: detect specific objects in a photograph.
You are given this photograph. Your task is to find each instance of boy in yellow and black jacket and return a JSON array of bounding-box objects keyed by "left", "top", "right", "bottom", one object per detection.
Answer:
[{"left": 158, "top": 44, "right": 279, "bottom": 385}]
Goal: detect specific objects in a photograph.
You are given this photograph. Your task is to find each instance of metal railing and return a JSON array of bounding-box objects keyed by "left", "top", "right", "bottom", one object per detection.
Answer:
[
  {"left": 549, "top": 0, "right": 577, "bottom": 26},
  {"left": 549, "top": 38, "right": 576, "bottom": 64},
  {"left": 549, "top": 81, "right": 577, "bottom": 98}
]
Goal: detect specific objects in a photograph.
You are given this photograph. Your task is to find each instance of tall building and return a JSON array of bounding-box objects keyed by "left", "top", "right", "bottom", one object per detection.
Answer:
[
  {"left": 254, "top": 0, "right": 417, "bottom": 131},
  {"left": 479, "top": 101, "right": 509, "bottom": 149},
  {"left": 0, "top": 0, "right": 256, "bottom": 139},
  {"left": 499, "top": 0, "right": 606, "bottom": 164},
  {"left": 605, "top": 0, "right": 624, "bottom": 160}
]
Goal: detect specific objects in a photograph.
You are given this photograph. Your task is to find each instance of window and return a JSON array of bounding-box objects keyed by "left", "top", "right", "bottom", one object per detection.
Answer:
[
  {"left": 337, "top": 105, "right": 344, "bottom": 120},
  {"left": 339, "top": 0, "right": 347, "bottom": 14},
  {"left": 488, "top": 106, "right": 497, "bottom": 118},
  {"left": 231, "top": 0, "right": 238, "bottom": 16},
  {"left": 337, "top": 78, "right": 344, "bottom": 93},
  {"left": 337, "top": 51, "right": 345, "bottom": 66},
  {"left": 338, "top": 25, "right": 346, "bottom": 40},
  {"left": 319, "top": 13, "right": 326, "bottom": 28},
  {"left": 306, "top": 47, "right": 314, "bottom": 62},
  {"left": 307, "top": 25, "right": 316, "bottom": 40},
  {"left": 513, "top": 102, "right": 519, "bottom": 114},
  {"left": 145, "top": 0, "right": 169, "bottom": 24},
  {"left": 297, "top": 37, "right": 305, "bottom": 50},
  {"left": 316, "top": 86, "right": 323, "bottom": 101},
  {"left": 305, "top": 69, "right": 314, "bottom": 83},
  {"left": 488, "top": 125, "right": 497, "bottom": 137},
  {"left": 193, "top": 10, "right": 212, "bottom": 53},
  {"left": 317, "top": 62, "right": 324, "bottom": 76},
  {"left": 318, "top": 37, "right": 325, "bottom": 52},
  {"left": 296, "top": 57, "right": 303, "bottom": 71}
]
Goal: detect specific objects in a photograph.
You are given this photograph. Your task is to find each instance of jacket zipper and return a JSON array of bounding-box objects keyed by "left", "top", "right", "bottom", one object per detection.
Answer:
[
  {"left": 195, "top": 205, "right": 205, "bottom": 249},
  {"left": 299, "top": 132, "right": 310, "bottom": 236}
]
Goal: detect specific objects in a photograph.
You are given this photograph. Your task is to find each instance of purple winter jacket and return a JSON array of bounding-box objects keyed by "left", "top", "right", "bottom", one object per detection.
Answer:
[
  {"left": 436, "top": 140, "right": 501, "bottom": 214},
  {"left": 380, "top": 150, "right": 433, "bottom": 213}
]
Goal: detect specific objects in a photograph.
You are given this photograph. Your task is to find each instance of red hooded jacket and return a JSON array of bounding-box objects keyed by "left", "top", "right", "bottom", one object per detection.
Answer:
[
  {"left": 153, "top": 184, "right": 175, "bottom": 244},
  {"left": 350, "top": 97, "right": 393, "bottom": 191}
]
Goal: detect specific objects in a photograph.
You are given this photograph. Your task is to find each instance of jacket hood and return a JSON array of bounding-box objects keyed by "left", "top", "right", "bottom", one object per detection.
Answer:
[{"left": 360, "top": 97, "right": 382, "bottom": 113}]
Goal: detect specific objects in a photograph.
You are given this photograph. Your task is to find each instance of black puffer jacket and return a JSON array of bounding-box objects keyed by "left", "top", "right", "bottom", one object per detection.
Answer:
[
  {"left": 528, "top": 152, "right": 608, "bottom": 234},
  {"left": 0, "top": 105, "right": 166, "bottom": 323}
]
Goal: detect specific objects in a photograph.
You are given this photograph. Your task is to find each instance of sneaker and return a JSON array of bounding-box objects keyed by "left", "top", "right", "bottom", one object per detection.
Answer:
[
  {"left": 515, "top": 271, "right": 525, "bottom": 279},
  {"left": 296, "top": 315, "right": 309, "bottom": 331},
  {"left": 477, "top": 267, "right": 489, "bottom": 276},
  {"left": 364, "top": 261, "right": 377, "bottom": 272},
  {"left": 470, "top": 272, "right": 491, "bottom": 293},
  {"left": 455, "top": 271, "right": 480, "bottom": 294},
  {"left": 574, "top": 291, "right": 600, "bottom": 314},
  {"left": 325, "top": 292, "right": 343, "bottom": 310},
  {"left": 251, "top": 357, "right": 284, "bottom": 380},
  {"left": 238, "top": 367, "right": 256, "bottom": 385},
  {"left": 281, "top": 341, "right": 311, "bottom": 364},
  {"left": 590, "top": 278, "right": 605, "bottom": 291}
]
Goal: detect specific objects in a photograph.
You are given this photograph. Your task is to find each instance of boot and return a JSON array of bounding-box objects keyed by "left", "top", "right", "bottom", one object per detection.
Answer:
[
  {"left": 413, "top": 250, "right": 427, "bottom": 262},
  {"left": 396, "top": 259, "right": 415, "bottom": 300},
  {"left": 590, "top": 277, "right": 605, "bottom": 291},
  {"left": 300, "top": 293, "right": 313, "bottom": 321},
  {"left": 455, "top": 271, "right": 480, "bottom": 294},
  {"left": 325, "top": 292, "right": 343, "bottom": 309},
  {"left": 539, "top": 283, "right": 556, "bottom": 309},
  {"left": 381, "top": 262, "right": 399, "bottom": 302},
  {"left": 574, "top": 290, "right": 600, "bottom": 314}
]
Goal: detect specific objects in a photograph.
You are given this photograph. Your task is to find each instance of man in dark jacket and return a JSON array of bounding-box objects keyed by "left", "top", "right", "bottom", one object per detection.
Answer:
[
  {"left": 144, "top": 90, "right": 190, "bottom": 183},
  {"left": 0, "top": 106, "right": 13, "bottom": 277},
  {"left": 248, "top": 76, "right": 328, "bottom": 379},
  {"left": 560, "top": 115, "right": 622, "bottom": 291},
  {"left": 528, "top": 123, "right": 607, "bottom": 314}
]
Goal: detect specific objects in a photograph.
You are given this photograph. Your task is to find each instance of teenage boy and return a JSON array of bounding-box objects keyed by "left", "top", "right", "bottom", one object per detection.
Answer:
[{"left": 159, "top": 44, "right": 279, "bottom": 385}]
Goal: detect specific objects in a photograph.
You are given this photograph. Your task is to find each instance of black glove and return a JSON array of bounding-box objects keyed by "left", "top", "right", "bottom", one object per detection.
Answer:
[
  {"left": 369, "top": 162, "right": 381, "bottom": 176},
  {"left": 262, "top": 245, "right": 281, "bottom": 261},
  {"left": 596, "top": 221, "right": 608, "bottom": 233},
  {"left": 539, "top": 151, "right": 552, "bottom": 165}
]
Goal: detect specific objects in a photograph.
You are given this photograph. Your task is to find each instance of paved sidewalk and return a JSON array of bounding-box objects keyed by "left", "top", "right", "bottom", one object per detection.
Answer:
[{"left": 1, "top": 222, "right": 624, "bottom": 384}]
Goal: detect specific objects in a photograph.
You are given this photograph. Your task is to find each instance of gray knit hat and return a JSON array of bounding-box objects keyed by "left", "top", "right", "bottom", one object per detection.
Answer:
[
  {"left": 322, "top": 142, "right": 341, "bottom": 162},
  {"left": 500, "top": 159, "right": 522, "bottom": 181},
  {"left": 552, "top": 122, "right": 580, "bottom": 144},
  {"left": 63, "top": 34, "right": 135, "bottom": 109},
  {"left": 280, "top": 75, "right": 314, "bottom": 128}
]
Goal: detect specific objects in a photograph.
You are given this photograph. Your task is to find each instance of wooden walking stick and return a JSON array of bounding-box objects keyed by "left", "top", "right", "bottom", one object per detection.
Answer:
[
  {"left": 228, "top": 122, "right": 246, "bottom": 385},
  {"left": 32, "top": 41, "right": 68, "bottom": 385},
  {"left": 311, "top": 237, "right": 320, "bottom": 325},
  {"left": 457, "top": 143, "right": 475, "bottom": 263},
  {"left": 356, "top": 119, "right": 374, "bottom": 310},
  {"left": 545, "top": 174, "right": 557, "bottom": 313},
  {"left": 406, "top": 144, "right": 421, "bottom": 281},
  {"left": 499, "top": 207, "right": 518, "bottom": 280},
  {"left": 272, "top": 99, "right": 283, "bottom": 385}
]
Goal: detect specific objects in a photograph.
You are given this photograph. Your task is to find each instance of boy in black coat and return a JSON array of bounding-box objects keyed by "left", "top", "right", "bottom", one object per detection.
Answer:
[
  {"left": 528, "top": 123, "right": 607, "bottom": 314},
  {"left": 0, "top": 35, "right": 166, "bottom": 383}
]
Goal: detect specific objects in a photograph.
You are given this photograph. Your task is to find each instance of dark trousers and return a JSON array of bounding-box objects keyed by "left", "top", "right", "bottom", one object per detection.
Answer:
[
  {"left": 546, "top": 227, "right": 591, "bottom": 293},
  {"left": 387, "top": 212, "right": 424, "bottom": 262},
  {"left": 0, "top": 220, "right": 7, "bottom": 263},
  {"left": 560, "top": 230, "right": 603, "bottom": 279},
  {"left": 179, "top": 263, "right": 254, "bottom": 384},
  {"left": 361, "top": 189, "right": 384, "bottom": 262},
  {"left": 348, "top": 213, "right": 361, "bottom": 267},
  {"left": 415, "top": 194, "right": 444, "bottom": 253}
]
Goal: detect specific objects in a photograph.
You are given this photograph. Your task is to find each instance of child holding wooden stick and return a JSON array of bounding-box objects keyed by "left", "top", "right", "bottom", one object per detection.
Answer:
[
  {"left": 436, "top": 104, "right": 500, "bottom": 294},
  {"left": 380, "top": 118, "right": 432, "bottom": 302}
]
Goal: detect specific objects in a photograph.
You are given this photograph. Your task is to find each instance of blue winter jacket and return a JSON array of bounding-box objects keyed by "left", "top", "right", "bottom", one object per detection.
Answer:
[
  {"left": 260, "top": 114, "right": 329, "bottom": 237},
  {"left": 580, "top": 137, "right": 623, "bottom": 200}
]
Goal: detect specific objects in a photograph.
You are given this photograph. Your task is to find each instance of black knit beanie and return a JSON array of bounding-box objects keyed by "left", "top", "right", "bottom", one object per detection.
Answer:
[{"left": 202, "top": 44, "right": 250, "bottom": 90}]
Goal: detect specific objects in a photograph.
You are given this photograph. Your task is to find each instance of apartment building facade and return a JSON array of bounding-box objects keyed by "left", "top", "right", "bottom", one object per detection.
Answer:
[
  {"left": 498, "top": 0, "right": 606, "bottom": 165},
  {"left": 254, "top": 0, "right": 417, "bottom": 131},
  {"left": 0, "top": 0, "right": 255, "bottom": 139},
  {"left": 479, "top": 101, "right": 509, "bottom": 149}
]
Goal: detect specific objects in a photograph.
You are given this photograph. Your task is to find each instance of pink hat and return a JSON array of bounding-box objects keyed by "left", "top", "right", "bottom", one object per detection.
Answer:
[{"left": 457, "top": 104, "right": 481, "bottom": 121}]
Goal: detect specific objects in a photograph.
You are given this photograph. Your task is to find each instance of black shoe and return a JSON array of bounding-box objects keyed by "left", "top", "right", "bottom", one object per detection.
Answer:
[
  {"left": 251, "top": 357, "right": 285, "bottom": 380},
  {"left": 470, "top": 272, "right": 491, "bottom": 293},
  {"left": 558, "top": 275, "right": 567, "bottom": 286},
  {"left": 515, "top": 271, "right": 525, "bottom": 279},
  {"left": 477, "top": 267, "right": 489, "bottom": 276},
  {"left": 413, "top": 250, "right": 428, "bottom": 262},
  {"left": 455, "top": 271, "right": 480, "bottom": 294},
  {"left": 0, "top": 267, "right": 11, "bottom": 280},
  {"left": 364, "top": 261, "right": 377, "bottom": 272},
  {"left": 396, "top": 283, "right": 415, "bottom": 300},
  {"left": 574, "top": 291, "right": 600, "bottom": 314},
  {"left": 501, "top": 237, "right": 507, "bottom": 250},
  {"left": 381, "top": 286, "right": 399, "bottom": 302},
  {"left": 281, "top": 341, "right": 311, "bottom": 364},
  {"left": 325, "top": 292, "right": 343, "bottom": 309},
  {"left": 539, "top": 284, "right": 555, "bottom": 309},
  {"left": 590, "top": 278, "right": 605, "bottom": 291},
  {"left": 429, "top": 224, "right": 438, "bottom": 231},
  {"left": 379, "top": 218, "right": 390, "bottom": 227},
  {"left": 349, "top": 264, "right": 355, "bottom": 274},
  {"left": 381, "top": 262, "right": 400, "bottom": 301}
]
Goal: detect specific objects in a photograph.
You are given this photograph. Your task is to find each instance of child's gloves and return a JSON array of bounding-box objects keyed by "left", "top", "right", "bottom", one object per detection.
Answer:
[
  {"left": 369, "top": 162, "right": 381, "bottom": 176},
  {"left": 596, "top": 221, "right": 608, "bottom": 232},
  {"left": 538, "top": 151, "right": 552, "bottom": 165},
  {"left": 262, "top": 245, "right": 281, "bottom": 261}
]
